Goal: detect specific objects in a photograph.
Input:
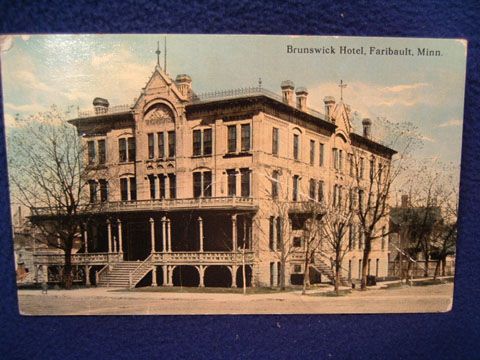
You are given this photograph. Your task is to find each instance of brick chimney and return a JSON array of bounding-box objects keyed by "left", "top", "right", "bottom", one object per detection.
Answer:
[
  {"left": 362, "top": 118, "right": 372, "bottom": 139},
  {"left": 175, "top": 74, "right": 192, "bottom": 98},
  {"left": 323, "top": 96, "right": 335, "bottom": 121},
  {"left": 295, "top": 87, "right": 308, "bottom": 111},
  {"left": 93, "top": 97, "right": 109, "bottom": 115},
  {"left": 281, "top": 80, "right": 295, "bottom": 106}
]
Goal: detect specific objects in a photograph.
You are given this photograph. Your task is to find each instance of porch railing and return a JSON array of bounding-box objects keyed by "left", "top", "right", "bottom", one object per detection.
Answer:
[
  {"left": 151, "top": 251, "right": 255, "bottom": 264},
  {"left": 33, "top": 252, "right": 119, "bottom": 265}
]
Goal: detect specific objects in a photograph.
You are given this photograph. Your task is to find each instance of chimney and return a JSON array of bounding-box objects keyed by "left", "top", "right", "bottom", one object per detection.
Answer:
[
  {"left": 323, "top": 96, "right": 335, "bottom": 121},
  {"left": 93, "top": 97, "right": 109, "bottom": 115},
  {"left": 401, "top": 195, "right": 409, "bottom": 208},
  {"left": 280, "top": 80, "right": 295, "bottom": 106},
  {"left": 362, "top": 118, "right": 372, "bottom": 138},
  {"left": 175, "top": 74, "right": 192, "bottom": 98},
  {"left": 295, "top": 87, "right": 308, "bottom": 111}
]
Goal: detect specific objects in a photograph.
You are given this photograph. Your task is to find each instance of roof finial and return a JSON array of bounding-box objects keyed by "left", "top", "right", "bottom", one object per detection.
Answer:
[
  {"left": 164, "top": 36, "right": 167, "bottom": 72},
  {"left": 155, "top": 41, "right": 161, "bottom": 67},
  {"left": 258, "top": 77, "right": 262, "bottom": 89},
  {"left": 338, "top": 79, "right": 347, "bottom": 101}
]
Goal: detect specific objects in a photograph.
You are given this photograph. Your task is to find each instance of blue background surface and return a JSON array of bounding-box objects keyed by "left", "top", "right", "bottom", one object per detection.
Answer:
[{"left": 0, "top": 1, "right": 479, "bottom": 359}]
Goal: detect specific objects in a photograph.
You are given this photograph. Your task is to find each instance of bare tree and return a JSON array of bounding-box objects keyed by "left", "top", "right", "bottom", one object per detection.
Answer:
[{"left": 7, "top": 107, "right": 108, "bottom": 288}]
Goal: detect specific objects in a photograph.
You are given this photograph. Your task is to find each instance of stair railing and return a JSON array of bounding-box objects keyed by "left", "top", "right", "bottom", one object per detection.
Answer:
[
  {"left": 96, "top": 264, "right": 109, "bottom": 287},
  {"left": 129, "top": 254, "right": 153, "bottom": 289}
]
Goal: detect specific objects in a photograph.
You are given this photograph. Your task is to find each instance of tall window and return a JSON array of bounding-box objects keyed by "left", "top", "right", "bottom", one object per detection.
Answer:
[
  {"left": 148, "top": 133, "right": 155, "bottom": 159},
  {"left": 309, "top": 179, "right": 316, "bottom": 200},
  {"left": 332, "top": 148, "right": 338, "bottom": 170},
  {"left": 148, "top": 175, "right": 156, "bottom": 199},
  {"left": 158, "top": 132, "right": 165, "bottom": 158},
  {"left": 98, "top": 140, "right": 106, "bottom": 165},
  {"left": 339, "top": 150, "right": 343, "bottom": 172},
  {"left": 318, "top": 181, "right": 324, "bottom": 202},
  {"left": 99, "top": 179, "right": 108, "bottom": 202},
  {"left": 272, "top": 127, "right": 279, "bottom": 155},
  {"left": 193, "top": 172, "right": 202, "bottom": 198},
  {"left": 358, "top": 189, "right": 365, "bottom": 211},
  {"left": 168, "top": 174, "right": 176, "bottom": 199},
  {"left": 292, "top": 175, "right": 299, "bottom": 201},
  {"left": 349, "top": 153, "right": 354, "bottom": 176},
  {"left": 241, "top": 124, "right": 251, "bottom": 151},
  {"left": 309, "top": 140, "right": 315, "bottom": 166},
  {"left": 360, "top": 157, "right": 365, "bottom": 179},
  {"left": 119, "top": 138, "right": 127, "bottom": 163},
  {"left": 227, "top": 169, "right": 236, "bottom": 197},
  {"left": 127, "top": 137, "right": 135, "bottom": 162},
  {"left": 370, "top": 158, "right": 375, "bottom": 180},
  {"left": 349, "top": 224, "right": 355, "bottom": 250},
  {"left": 168, "top": 131, "right": 175, "bottom": 158},
  {"left": 88, "top": 180, "right": 97, "bottom": 203},
  {"left": 203, "top": 171, "right": 212, "bottom": 197},
  {"left": 159, "top": 175, "right": 166, "bottom": 199},
  {"left": 120, "top": 178, "right": 128, "bottom": 201},
  {"left": 269, "top": 217, "right": 275, "bottom": 250},
  {"left": 227, "top": 125, "right": 237, "bottom": 153},
  {"left": 129, "top": 177, "right": 137, "bottom": 201},
  {"left": 381, "top": 226, "right": 386, "bottom": 250},
  {"left": 293, "top": 134, "right": 299, "bottom": 160},
  {"left": 240, "top": 168, "right": 250, "bottom": 197},
  {"left": 193, "top": 130, "right": 202, "bottom": 156},
  {"left": 87, "top": 141, "right": 96, "bottom": 164},
  {"left": 203, "top": 128, "right": 212, "bottom": 156},
  {"left": 319, "top": 143, "right": 324, "bottom": 166},
  {"left": 272, "top": 170, "right": 279, "bottom": 199},
  {"left": 276, "top": 217, "right": 282, "bottom": 250}
]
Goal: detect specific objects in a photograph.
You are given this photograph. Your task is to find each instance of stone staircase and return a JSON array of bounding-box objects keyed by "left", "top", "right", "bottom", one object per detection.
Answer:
[
  {"left": 310, "top": 259, "right": 350, "bottom": 287},
  {"left": 97, "top": 257, "right": 153, "bottom": 288}
]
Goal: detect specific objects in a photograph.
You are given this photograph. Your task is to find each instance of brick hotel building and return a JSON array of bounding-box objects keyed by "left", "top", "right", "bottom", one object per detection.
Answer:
[{"left": 31, "top": 61, "right": 395, "bottom": 288}]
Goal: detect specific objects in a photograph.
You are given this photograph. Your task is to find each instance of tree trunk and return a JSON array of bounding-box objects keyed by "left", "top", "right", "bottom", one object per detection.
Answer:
[
  {"left": 433, "top": 260, "right": 440, "bottom": 280},
  {"left": 360, "top": 236, "right": 371, "bottom": 290},
  {"left": 423, "top": 250, "right": 429, "bottom": 277},
  {"left": 335, "top": 262, "right": 340, "bottom": 296},
  {"left": 63, "top": 246, "right": 73, "bottom": 289},
  {"left": 442, "top": 258, "right": 447, "bottom": 276},
  {"left": 280, "top": 260, "right": 286, "bottom": 291}
]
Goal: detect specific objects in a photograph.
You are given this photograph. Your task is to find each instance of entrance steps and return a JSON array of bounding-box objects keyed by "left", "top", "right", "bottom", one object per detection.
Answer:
[
  {"left": 310, "top": 259, "right": 350, "bottom": 287},
  {"left": 97, "top": 259, "right": 153, "bottom": 288}
]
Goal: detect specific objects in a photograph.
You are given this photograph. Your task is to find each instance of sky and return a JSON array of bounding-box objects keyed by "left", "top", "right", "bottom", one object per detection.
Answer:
[{"left": 0, "top": 34, "right": 467, "bottom": 167}]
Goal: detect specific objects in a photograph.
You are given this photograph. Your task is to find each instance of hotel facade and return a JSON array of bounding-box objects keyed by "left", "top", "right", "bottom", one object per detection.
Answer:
[{"left": 32, "top": 62, "right": 395, "bottom": 288}]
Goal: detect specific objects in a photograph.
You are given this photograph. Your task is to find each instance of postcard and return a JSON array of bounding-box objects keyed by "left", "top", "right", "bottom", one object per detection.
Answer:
[{"left": 0, "top": 34, "right": 466, "bottom": 315}]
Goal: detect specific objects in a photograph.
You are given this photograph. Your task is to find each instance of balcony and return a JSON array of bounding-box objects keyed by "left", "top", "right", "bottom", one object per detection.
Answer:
[
  {"left": 33, "top": 252, "right": 120, "bottom": 266},
  {"left": 76, "top": 104, "right": 132, "bottom": 118},
  {"left": 31, "top": 197, "right": 258, "bottom": 217}
]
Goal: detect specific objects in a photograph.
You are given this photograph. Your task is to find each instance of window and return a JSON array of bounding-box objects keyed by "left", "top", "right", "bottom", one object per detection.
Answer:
[
  {"left": 87, "top": 141, "right": 96, "bottom": 164},
  {"left": 309, "top": 179, "right": 316, "bottom": 200},
  {"left": 193, "top": 130, "right": 201, "bottom": 156},
  {"left": 227, "top": 125, "right": 237, "bottom": 153},
  {"left": 99, "top": 179, "right": 108, "bottom": 202},
  {"left": 349, "top": 224, "right": 355, "bottom": 250},
  {"left": 203, "top": 171, "right": 212, "bottom": 197},
  {"left": 119, "top": 138, "right": 127, "bottom": 163},
  {"left": 378, "top": 163, "right": 383, "bottom": 183},
  {"left": 376, "top": 259, "right": 380, "bottom": 277},
  {"left": 272, "top": 170, "right": 279, "bottom": 199},
  {"left": 349, "top": 154, "right": 354, "bottom": 176},
  {"left": 272, "top": 127, "right": 279, "bottom": 155},
  {"left": 129, "top": 177, "right": 137, "bottom": 201},
  {"left": 159, "top": 175, "right": 166, "bottom": 199},
  {"left": 276, "top": 217, "right": 282, "bottom": 250},
  {"left": 98, "top": 140, "right": 106, "bottom": 165},
  {"left": 293, "top": 237, "right": 302, "bottom": 247},
  {"left": 269, "top": 217, "right": 275, "bottom": 250},
  {"left": 227, "top": 169, "right": 236, "bottom": 197},
  {"left": 318, "top": 181, "right": 324, "bottom": 202},
  {"left": 338, "top": 186, "right": 343, "bottom": 207},
  {"left": 241, "top": 124, "right": 251, "bottom": 151},
  {"left": 292, "top": 175, "right": 299, "bottom": 201},
  {"left": 333, "top": 185, "right": 338, "bottom": 207},
  {"left": 148, "top": 175, "right": 156, "bottom": 199},
  {"left": 339, "top": 150, "right": 343, "bottom": 172},
  {"left": 168, "top": 131, "right": 175, "bottom": 158},
  {"left": 360, "top": 157, "right": 365, "bottom": 179},
  {"left": 240, "top": 168, "right": 250, "bottom": 197},
  {"left": 168, "top": 174, "right": 176, "bottom": 199},
  {"left": 193, "top": 172, "right": 202, "bottom": 198},
  {"left": 293, "top": 134, "right": 299, "bottom": 160},
  {"left": 88, "top": 180, "right": 97, "bottom": 203},
  {"left": 349, "top": 188, "right": 354, "bottom": 210},
  {"left": 148, "top": 133, "right": 155, "bottom": 159},
  {"left": 368, "top": 259, "right": 371, "bottom": 276},
  {"left": 370, "top": 158, "right": 375, "bottom": 180},
  {"left": 381, "top": 226, "right": 386, "bottom": 250},
  {"left": 127, "top": 137, "right": 135, "bottom": 162},
  {"left": 332, "top": 148, "right": 338, "bottom": 170},
  {"left": 294, "top": 264, "right": 302, "bottom": 273},
  {"left": 203, "top": 128, "right": 212, "bottom": 156},
  {"left": 348, "top": 260, "right": 352, "bottom": 280},
  {"left": 358, "top": 260, "right": 362, "bottom": 280},
  {"left": 319, "top": 143, "right": 324, "bottom": 166},
  {"left": 120, "top": 178, "right": 128, "bottom": 201},
  {"left": 358, "top": 189, "right": 365, "bottom": 211},
  {"left": 158, "top": 132, "right": 165, "bottom": 158},
  {"left": 310, "top": 140, "right": 315, "bottom": 166}
]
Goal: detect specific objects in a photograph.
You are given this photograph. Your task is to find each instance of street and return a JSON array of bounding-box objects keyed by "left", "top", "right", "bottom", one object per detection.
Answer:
[{"left": 18, "top": 282, "right": 453, "bottom": 315}]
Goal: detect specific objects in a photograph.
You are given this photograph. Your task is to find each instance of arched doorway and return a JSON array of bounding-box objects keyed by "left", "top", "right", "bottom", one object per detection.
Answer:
[
  {"left": 236, "top": 265, "right": 252, "bottom": 288},
  {"left": 172, "top": 266, "right": 199, "bottom": 287},
  {"left": 204, "top": 266, "right": 232, "bottom": 287}
]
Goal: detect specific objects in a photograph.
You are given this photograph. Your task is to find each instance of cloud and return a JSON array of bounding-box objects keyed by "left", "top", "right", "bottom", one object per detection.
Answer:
[
  {"left": 438, "top": 118, "right": 462, "bottom": 128},
  {"left": 15, "top": 69, "right": 53, "bottom": 93},
  {"left": 382, "top": 83, "right": 429, "bottom": 93},
  {"left": 91, "top": 52, "right": 116, "bottom": 67},
  {"left": 4, "top": 102, "right": 47, "bottom": 113},
  {"left": 418, "top": 135, "right": 436, "bottom": 143}
]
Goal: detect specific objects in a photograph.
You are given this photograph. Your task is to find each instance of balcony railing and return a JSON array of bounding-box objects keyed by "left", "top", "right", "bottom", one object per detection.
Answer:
[
  {"left": 77, "top": 104, "right": 132, "bottom": 118},
  {"left": 33, "top": 252, "right": 120, "bottom": 265},
  {"left": 31, "top": 197, "right": 257, "bottom": 216}
]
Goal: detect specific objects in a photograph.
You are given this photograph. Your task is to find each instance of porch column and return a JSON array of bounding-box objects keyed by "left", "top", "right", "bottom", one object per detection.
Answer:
[
  {"left": 85, "top": 265, "right": 90, "bottom": 286},
  {"left": 231, "top": 265, "right": 238, "bottom": 288},
  {"left": 198, "top": 216, "right": 204, "bottom": 252},
  {"left": 151, "top": 265, "right": 157, "bottom": 286},
  {"left": 113, "top": 236, "right": 117, "bottom": 253},
  {"left": 167, "top": 219, "right": 172, "bottom": 252},
  {"left": 161, "top": 216, "right": 167, "bottom": 252},
  {"left": 107, "top": 219, "right": 112, "bottom": 253},
  {"left": 199, "top": 265, "right": 205, "bottom": 287},
  {"left": 162, "top": 265, "right": 168, "bottom": 286},
  {"left": 117, "top": 219, "right": 123, "bottom": 256},
  {"left": 232, "top": 214, "right": 237, "bottom": 252},
  {"left": 167, "top": 265, "right": 174, "bottom": 286},
  {"left": 83, "top": 226, "right": 88, "bottom": 253},
  {"left": 150, "top": 218, "right": 155, "bottom": 253}
]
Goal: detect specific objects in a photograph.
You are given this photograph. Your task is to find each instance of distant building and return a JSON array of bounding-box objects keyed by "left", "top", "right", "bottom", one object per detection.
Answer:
[{"left": 30, "top": 59, "right": 395, "bottom": 288}]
